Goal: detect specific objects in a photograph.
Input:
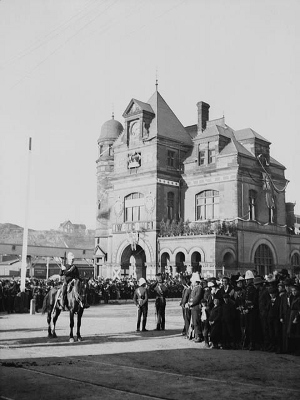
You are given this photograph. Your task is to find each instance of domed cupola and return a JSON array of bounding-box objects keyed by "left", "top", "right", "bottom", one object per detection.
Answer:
[
  {"left": 97, "top": 114, "right": 123, "bottom": 161},
  {"left": 98, "top": 114, "right": 123, "bottom": 143}
]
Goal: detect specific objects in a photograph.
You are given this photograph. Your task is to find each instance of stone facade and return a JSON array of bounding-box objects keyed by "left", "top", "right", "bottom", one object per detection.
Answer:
[{"left": 95, "top": 90, "right": 300, "bottom": 280}]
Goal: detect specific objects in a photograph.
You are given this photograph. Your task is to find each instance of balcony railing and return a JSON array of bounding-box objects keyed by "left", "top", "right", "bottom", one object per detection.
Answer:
[{"left": 159, "top": 219, "right": 237, "bottom": 237}]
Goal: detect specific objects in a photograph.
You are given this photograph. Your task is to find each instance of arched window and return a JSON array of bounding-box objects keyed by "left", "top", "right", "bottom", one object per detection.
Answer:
[
  {"left": 196, "top": 190, "right": 219, "bottom": 220},
  {"left": 254, "top": 244, "right": 273, "bottom": 276},
  {"left": 291, "top": 253, "right": 300, "bottom": 270},
  {"left": 124, "top": 193, "right": 144, "bottom": 222},
  {"left": 167, "top": 192, "right": 175, "bottom": 220},
  {"left": 249, "top": 190, "right": 257, "bottom": 221},
  {"left": 160, "top": 252, "right": 170, "bottom": 274},
  {"left": 191, "top": 251, "right": 201, "bottom": 272}
]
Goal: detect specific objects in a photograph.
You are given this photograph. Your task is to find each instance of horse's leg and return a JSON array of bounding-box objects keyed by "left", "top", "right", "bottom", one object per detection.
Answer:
[
  {"left": 69, "top": 310, "right": 75, "bottom": 342},
  {"left": 77, "top": 308, "right": 84, "bottom": 342},
  {"left": 47, "top": 311, "right": 52, "bottom": 338},
  {"left": 52, "top": 308, "right": 61, "bottom": 338}
]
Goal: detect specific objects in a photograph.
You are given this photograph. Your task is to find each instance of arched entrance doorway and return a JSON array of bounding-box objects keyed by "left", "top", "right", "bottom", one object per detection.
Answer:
[
  {"left": 191, "top": 251, "right": 201, "bottom": 273},
  {"left": 175, "top": 252, "right": 185, "bottom": 274},
  {"left": 121, "top": 244, "right": 146, "bottom": 280}
]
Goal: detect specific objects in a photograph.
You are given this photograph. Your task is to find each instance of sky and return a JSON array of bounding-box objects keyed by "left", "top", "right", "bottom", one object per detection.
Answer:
[{"left": 0, "top": 0, "right": 299, "bottom": 231}]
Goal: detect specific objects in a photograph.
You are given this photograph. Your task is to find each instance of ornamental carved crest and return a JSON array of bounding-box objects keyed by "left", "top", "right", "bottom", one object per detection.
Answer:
[
  {"left": 145, "top": 193, "right": 155, "bottom": 214},
  {"left": 114, "top": 198, "right": 123, "bottom": 217}
]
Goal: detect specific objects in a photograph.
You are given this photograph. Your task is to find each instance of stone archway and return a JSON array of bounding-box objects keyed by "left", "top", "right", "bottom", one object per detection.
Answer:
[
  {"left": 191, "top": 251, "right": 201, "bottom": 273},
  {"left": 121, "top": 244, "right": 146, "bottom": 280}
]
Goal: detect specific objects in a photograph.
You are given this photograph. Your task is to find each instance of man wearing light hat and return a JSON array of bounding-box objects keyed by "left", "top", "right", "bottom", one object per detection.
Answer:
[
  {"left": 244, "top": 270, "right": 259, "bottom": 350},
  {"left": 60, "top": 252, "right": 80, "bottom": 311},
  {"left": 133, "top": 277, "right": 148, "bottom": 332},
  {"left": 188, "top": 272, "right": 203, "bottom": 342}
]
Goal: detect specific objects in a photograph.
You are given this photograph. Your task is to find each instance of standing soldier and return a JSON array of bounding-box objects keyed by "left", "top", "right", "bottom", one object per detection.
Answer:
[
  {"left": 133, "top": 277, "right": 148, "bottom": 332},
  {"left": 152, "top": 273, "right": 168, "bottom": 331}
]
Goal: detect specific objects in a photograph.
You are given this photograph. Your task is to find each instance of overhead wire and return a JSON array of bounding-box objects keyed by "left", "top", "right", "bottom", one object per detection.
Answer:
[
  {"left": 7, "top": 0, "right": 187, "bottom": 90},
  {"left": 0, "top": 0, "right": 107, "bottom": 70},
  {"left": 10, "top": 0, "right": 120, "bottom": 89}
]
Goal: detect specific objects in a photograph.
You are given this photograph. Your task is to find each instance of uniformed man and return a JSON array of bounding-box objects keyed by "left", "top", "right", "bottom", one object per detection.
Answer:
[
  {"left": 152, "top": 273, "right": 168, "bottom": 331},
  {"left": 133, "top": 277, "right": 148, "bottom": 332},
  {"left": 60, "top": 252, "right": 80, "bottom": 311}
]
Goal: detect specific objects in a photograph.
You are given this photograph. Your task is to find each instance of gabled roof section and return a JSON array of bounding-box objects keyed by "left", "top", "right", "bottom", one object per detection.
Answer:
[
  {"left": 147, "top": 91, "right": 193, "bottom": 146},
  {"left": 234, "top": 128, "right": 271, "bottom": 144},
  {"left": 195, "top": 119, "right": 233, "bottom": 140},
  {"left": 220, "top": 133, "right": 255, "bottom": 158},
  {"left": 123, "top": 98, "right": 154, "bottom": 117}
]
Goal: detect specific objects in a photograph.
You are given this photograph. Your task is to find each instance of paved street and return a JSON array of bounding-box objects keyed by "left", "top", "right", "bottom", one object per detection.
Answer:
[{"left": 1, "top": 301, "right": 300, "bottom": 400}]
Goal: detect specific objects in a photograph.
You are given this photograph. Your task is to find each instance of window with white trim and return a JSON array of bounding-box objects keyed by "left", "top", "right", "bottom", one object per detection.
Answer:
[
  {"left": 124, "top": 193, "right": 144, "bottom": 222},
  {"left": 196, "top": 190, "right": 219, "bottom": 220}
]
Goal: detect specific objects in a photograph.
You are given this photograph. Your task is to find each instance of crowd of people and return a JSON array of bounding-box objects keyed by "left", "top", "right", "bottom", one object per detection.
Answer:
[
  {"left": 0, "top": 273, "right": 183, "bottom": 314},
  {"left": 179, "top": 268, "right": 300, "bottom": 356},
  {"left": 1, "top": 266, "right": 299, "bottom": 357}
]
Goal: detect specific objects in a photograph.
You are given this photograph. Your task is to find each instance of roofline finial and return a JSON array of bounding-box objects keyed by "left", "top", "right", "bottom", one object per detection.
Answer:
[
  {"left": 155, "top": 67, "right": 158, "bottom": 91},
  {"left": 112, "top": 103, "right": 114, "bottom": 119}
]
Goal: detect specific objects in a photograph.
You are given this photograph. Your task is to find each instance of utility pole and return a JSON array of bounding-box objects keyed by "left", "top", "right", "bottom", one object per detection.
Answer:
[{"left": 21, "top": 137, "right": 32, "bottom": 292}]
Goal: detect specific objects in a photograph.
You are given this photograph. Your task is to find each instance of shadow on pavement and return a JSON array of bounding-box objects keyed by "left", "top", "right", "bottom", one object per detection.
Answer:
[{"left": 0, "top": 329, "right": 182, "bottom": 348}]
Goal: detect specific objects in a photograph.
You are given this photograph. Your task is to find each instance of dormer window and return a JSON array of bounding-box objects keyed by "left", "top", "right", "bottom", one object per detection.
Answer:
[
  {"left": 208, "top": 142, "right": 215, "bottom": 164},
  {"left": 198, "top": 145, "right": 205, "bottom": 166},
  {"left": 198, "top": 142, "right": 215, "bottom": 165}
]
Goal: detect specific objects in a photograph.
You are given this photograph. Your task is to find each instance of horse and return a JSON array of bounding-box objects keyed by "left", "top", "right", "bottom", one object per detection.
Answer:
[{"left": 42, "top": 279, "right": 88, "bottom": 343}]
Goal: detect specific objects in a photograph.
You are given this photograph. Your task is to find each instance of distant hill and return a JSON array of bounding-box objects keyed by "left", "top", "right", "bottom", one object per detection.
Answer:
[{"left": 0, "top": 223, "right": 95, "bottom": 248}]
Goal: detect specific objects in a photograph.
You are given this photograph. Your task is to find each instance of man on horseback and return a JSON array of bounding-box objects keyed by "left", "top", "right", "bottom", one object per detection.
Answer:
[{"left": 60, "top": 252, "right": 80, "bottom": 311}]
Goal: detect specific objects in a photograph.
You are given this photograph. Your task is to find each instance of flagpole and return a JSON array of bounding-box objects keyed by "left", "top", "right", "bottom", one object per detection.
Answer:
[{"left": 21, "top": 137, "right": 32, "bottom": 292}]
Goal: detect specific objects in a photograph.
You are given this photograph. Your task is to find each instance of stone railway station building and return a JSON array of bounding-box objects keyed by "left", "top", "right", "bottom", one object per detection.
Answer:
[{"left": 95, "top": 89, "right": 300, "bottom": 280}]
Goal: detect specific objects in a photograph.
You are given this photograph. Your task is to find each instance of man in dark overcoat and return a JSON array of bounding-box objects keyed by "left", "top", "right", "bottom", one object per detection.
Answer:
[{"left": 188, "top": 272, "right": 203, "bottom": 342}]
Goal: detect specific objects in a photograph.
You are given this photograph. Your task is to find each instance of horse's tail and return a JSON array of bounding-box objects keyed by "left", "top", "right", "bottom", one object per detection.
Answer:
[
  {"left": 41, "top": 292, "right": 50, "bottom": 314},
  {"left": 42, "top": 288, "right": 57, "bottom": 314}
]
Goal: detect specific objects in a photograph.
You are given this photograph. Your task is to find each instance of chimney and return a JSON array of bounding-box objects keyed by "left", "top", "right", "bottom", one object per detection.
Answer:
[{"left": 197, "top": 101, "right": 210, "bottom": 133}]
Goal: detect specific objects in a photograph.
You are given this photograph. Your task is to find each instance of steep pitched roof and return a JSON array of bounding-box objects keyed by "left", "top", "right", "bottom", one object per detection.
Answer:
[
  {"left": 147, "top": 91, "right": 193, "bottom": 146},
  {"left": 269, "top": 156, "right": 285, "bottom": 168},
  {"left": 234, "top": 128, "right": 271, "bottom": 144}
]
